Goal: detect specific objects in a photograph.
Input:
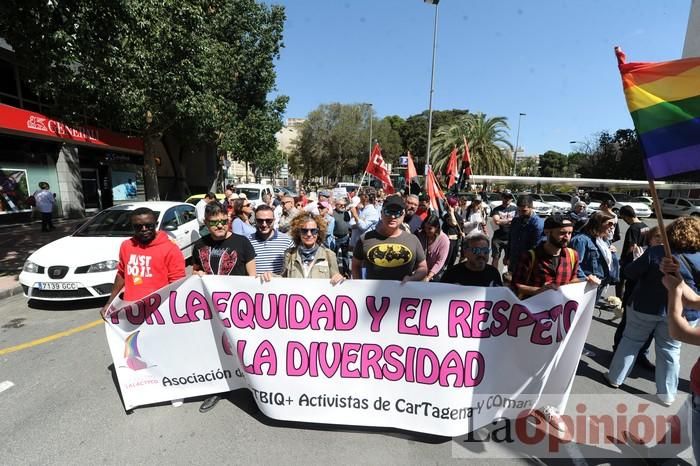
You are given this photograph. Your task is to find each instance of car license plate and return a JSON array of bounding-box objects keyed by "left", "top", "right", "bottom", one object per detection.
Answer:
[{"left": 36, "top": 282, "right": 79, "bottom": 291}]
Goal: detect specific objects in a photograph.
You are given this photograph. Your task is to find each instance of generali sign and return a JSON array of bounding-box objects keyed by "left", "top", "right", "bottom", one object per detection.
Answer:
[{"left": 0, "top": 104, "right": 143, "bottom": 154}]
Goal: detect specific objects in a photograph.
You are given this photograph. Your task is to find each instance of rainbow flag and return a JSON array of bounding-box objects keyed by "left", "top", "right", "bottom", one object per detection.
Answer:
[{"left": 616, "top": 47, "right": 700, "bottom": 179}]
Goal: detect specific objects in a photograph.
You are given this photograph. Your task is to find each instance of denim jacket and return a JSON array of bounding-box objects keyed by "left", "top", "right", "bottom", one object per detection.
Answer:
[
  {"left": 625, "top": 245, "right": 700, "bottom": 319},
  {"left": 570, "top": 232, "right": 610, "bottom": 282}
]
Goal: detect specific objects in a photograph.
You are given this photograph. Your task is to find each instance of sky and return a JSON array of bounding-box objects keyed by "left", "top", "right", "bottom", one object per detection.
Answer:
[{"left": 269, "top": 0, "right": 691, "bottom": 156}]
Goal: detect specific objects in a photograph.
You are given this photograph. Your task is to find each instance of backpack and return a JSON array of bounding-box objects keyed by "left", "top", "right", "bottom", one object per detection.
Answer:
[{"left": 525, "top": 247, "right": 578, "bottom": 286}]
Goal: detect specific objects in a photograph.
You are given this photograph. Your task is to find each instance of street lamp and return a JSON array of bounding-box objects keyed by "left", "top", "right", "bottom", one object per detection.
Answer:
[
  {"left": 511, "top": 112, "right": 526, "bottom": 176},
  {"left": 424, "top": 0, "right": 440, "bottom": 189},
  {"left": 366, "top": 103, "right": 373, "bottom": 159}
]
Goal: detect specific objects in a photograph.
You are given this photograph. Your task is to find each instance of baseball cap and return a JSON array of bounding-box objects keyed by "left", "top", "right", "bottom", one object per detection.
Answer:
[
  {"left": 544, "top": 214, "right": 574, "bottom": 230},
  {"left": 383, "top": 195, "right": 406, "bottom": 210}
]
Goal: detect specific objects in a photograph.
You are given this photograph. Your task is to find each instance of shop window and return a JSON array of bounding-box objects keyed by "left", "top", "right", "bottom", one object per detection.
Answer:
[
  {"left": 19, "top": 74, "right": 39, "bottom": 102},
  {"left": 0, "top": 58, "right": 18, "bottom": 96},
  {"left": 0, "top": 93, "right": 20, "bottom": 108}
]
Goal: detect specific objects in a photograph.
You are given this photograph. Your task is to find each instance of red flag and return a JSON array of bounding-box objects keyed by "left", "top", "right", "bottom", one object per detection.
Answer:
[
  {"left": 462, "top": 136, "right": 472, "bottom": 177},
  {"left": 406, "top": 151, "right": 418, "bottom": 181},
  {"left": 364, "top": 143, "right": 395, "bottom": 194},
  {"left": 445, "top": 147, "right": 458, "bottom": 188},
  {"left": 426, "top": 168, "right": 446, "bottom": 212}
]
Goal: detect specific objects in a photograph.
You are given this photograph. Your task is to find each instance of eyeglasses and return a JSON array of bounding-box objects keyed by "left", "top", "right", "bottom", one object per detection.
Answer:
[
  {"left": 301, "top": 228, "right": 319, "bottom": 236},
  {"left": 382, "top": 208, "right": 405, "bottom": 218},
  {"left": 468, "top": 247, "right": 491, "bottom": 255},
  {"left": 132, "top": 223, "right": 156, "bottom": 231},
  {"left": 295, "top": 203, "right": 303, "bottom": 207},
  {"left": 256, "top": 218, "right": 274, "bottom": 225},
  {"left": 207, "top": 219, "right": 227, "bottom": 227}
]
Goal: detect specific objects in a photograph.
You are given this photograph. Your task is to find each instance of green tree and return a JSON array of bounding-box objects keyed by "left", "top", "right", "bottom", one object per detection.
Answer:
[
  {"left": 430, "top": 113, "right": 513, "bottom": 176},
  {"left": 0, "top": 0, "right": 287, "bottom": 199},
  {"left": 289, "top": 103, "right": 369, "bottom": 182},
  {"left": 538, "top": 150, "right": 568, "bottom": 177},
  {"left": 517, "top": 157, "right": 540, "bottom": 176},
  {"left": 399, "top": 109, "right": 470, "bottom": 168}
]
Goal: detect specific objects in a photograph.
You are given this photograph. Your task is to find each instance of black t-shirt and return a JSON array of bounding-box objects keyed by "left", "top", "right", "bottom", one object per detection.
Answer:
[
  {"left": 491, "top": 203, "right": 517, "bottom": 239},
  {"left": 441, "top": 263, "right": 503, "bottom": 287},
  {"left": 620, "top": 221, "right": 648, "bottom": 266},
  {"left": 192, "top": 233, "right": 256, "bottom": 275}
]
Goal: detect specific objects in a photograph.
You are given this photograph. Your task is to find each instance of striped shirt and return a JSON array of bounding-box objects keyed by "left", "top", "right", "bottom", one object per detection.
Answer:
[{"left": 248, "top": 230, "right": 294, "bottom": 274}]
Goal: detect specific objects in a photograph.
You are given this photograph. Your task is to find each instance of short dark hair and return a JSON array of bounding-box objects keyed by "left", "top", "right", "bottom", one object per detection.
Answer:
[
  {"left": 421, "top": 214, "right": 441, "bottom": 230},
  {"left": 205, "top": 192, "right": 216, "bottom": 200},
  {"left": 39, "top": 181, "right": 50, "bottom": 190},
  {"left": 516, "top": 195, "right": 533, "bottom": 208},
  {"left": 225, "top": 184, "right": 235, "bottom": 191},
  {"left": 255, "top": 204, "right": 274, "bottom": 215},
  {"left": 204, "top": 202, "right": 226, "bottom": 219},
  {"left": 418, "top": 194, "right": 430, "bottom": 203},
  {"left": 131, "top": 207, "right": 156, "bottom": 220},
  {"left": 619, "top": 205, "right": 636, "bottom": 218}
]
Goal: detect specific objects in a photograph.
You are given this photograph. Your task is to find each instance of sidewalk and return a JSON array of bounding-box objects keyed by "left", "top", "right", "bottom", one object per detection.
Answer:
[{"left": 0, "top": 217, "right": 89, "bottom": 300}]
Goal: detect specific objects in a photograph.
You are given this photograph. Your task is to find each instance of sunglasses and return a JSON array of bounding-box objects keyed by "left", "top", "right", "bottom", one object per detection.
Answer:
[
  {"left": 208, "top": 219, "right": 227, "bottom": 227},
  {"left": 382, "top": 208, "right": 405, "bottom": 218},
  {"left": 301, "top": 228, "right": 319, "bottom": 236},
  {"left": 468, "top": 247, "right": 491, "bottom": 255},
  {"left": 132, "top": 223, "right": 156, "bottom": 231},
  {"left": 256, "top": 218, "right": 274, "bottom": 225}
]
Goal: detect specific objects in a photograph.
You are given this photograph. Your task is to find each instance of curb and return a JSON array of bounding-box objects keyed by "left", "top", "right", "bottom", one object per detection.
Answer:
[{"left": 0, "top": 284, "right": 23, "bottom": 301}]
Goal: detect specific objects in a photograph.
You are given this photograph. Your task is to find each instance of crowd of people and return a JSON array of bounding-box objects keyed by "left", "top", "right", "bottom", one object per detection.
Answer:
[{"left": 100, "top": 184, "right": 700, "bottom": 462}]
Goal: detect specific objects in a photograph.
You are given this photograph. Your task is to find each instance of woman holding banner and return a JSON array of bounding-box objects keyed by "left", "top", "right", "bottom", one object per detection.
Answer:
[{"left": 282, "top": 211, "right": 344, "bottom": 284}]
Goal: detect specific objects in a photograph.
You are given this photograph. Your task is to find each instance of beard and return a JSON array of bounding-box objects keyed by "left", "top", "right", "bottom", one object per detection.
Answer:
[{"left": 549, "top": 235, "right": 568, "bottom": 249}]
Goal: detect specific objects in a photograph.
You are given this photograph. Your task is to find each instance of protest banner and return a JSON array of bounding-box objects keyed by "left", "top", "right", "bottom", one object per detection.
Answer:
[{"left": 104, "top": 277, "right": 595, "bottom": 436}]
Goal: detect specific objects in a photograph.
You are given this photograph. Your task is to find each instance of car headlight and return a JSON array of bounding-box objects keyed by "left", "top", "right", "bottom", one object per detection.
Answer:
[
  {"left": 23, "top": 260, "right": 40, "bottom": 273},
  {"left": 86, "top": 260, "right": 119, "bottom": 273}
]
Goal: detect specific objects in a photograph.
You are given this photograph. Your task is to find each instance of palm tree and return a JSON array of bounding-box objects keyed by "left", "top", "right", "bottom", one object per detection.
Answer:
[{"left": 431, "top": 113, "right": 513, "bottom": 177}]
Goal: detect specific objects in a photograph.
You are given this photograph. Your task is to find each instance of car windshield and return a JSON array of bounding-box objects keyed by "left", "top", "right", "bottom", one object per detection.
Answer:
[
  {"left": 612, "top": 193, "right": 633, "bottom": 202},
  {"left": 539, "top": 194, "right": 562, "bottom": 202},
  {"left": 73, "top": 209, "right": 160, "bottom": 237},
  {"left": 236, "top": 188, "right": 260, "bottom": 200}
]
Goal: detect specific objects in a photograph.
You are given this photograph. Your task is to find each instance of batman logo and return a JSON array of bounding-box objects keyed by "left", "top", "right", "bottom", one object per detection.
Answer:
[{"left": 367, "top": 243, "right": 413, "bottom": 268}]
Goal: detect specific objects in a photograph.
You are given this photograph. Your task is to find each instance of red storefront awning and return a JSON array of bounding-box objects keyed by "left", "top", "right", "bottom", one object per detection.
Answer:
[{"left": 0, "top": 104, "right": 144, "bottom": 154}]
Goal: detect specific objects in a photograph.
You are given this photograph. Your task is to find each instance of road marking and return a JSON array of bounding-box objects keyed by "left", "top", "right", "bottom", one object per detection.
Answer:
[
  {"left": 0, "top": 319, "right": 103, "bottom": 356},
  {"left": 0, "top": 380, "right": 14, "bottom": 393}
]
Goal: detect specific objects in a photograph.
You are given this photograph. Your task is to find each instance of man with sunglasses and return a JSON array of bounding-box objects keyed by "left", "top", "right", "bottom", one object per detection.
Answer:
[
  {"left": 352, "top": 195, "right": 427, "bottom": 282},
  {"left": 100, "top": 207, "right": 185, "bottom": 315},
  {"left": 248, "top": 204, "right": 293, "bottom": 278},
  {"left": 191, "top": 202, "right": 256, "bottom": 413},
  {"left": 441, "top": 233, "right": 503, "bottom": 286}
]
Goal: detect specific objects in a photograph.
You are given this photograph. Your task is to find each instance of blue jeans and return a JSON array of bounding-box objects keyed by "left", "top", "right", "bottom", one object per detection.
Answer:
[
  {"left": 607, "top": 307, "right": 681, "bottom": 398},
  {"left": 693, "top": 394, "right": 700, "bottom": 465}
]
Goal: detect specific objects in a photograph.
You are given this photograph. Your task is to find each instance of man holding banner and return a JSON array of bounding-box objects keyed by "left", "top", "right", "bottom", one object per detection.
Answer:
[
  {"left": 352, "top": 194, "right": 427, "bottom": 282},
  {"left": 192, "top": 202, "right": 257, "bottom": 413}
]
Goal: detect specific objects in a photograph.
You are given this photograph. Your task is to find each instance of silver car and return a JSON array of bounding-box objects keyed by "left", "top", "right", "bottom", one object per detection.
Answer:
[{"left": 660, "top": 198, "right": 700, "bottom": 218}]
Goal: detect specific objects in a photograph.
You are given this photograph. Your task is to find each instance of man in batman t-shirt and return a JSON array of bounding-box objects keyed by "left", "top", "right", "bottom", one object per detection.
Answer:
[{"left": 352, "top": 195, "right": 427, "bottom": 282}]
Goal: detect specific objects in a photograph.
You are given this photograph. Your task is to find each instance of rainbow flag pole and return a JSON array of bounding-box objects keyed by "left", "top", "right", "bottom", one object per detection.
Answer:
[{"left": 615, "top": 46, "right": 700, "bottom": 255}]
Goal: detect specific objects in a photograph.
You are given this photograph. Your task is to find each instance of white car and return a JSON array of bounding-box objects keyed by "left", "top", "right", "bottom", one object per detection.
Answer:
[
  {"left": 235, "top": 183, "right": 274, "bottom": 208},
  {"left": 19, "top": 202, "right": 201, "bottom": 301},
  {"left": 586, "top": 191, "right": 652, "bottom": 218},
  {"left": 532, "top": 194, "right": 571, "bottom": 214}
]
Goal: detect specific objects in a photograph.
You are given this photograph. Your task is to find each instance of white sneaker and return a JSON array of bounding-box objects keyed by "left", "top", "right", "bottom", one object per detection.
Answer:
[
  {"left": 657, "top": 394, "right": 675, "bottom": 406},
  {"left": 540, "top": 405, "right": 567, "bottom": 433},
  {"left": 171, "top": 398, "right": 184, "bottom": 407}
]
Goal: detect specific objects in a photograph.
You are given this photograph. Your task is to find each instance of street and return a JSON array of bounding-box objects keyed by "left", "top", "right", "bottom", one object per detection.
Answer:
[{"left": 0, "top": 217, "right": 698, "bottom": 465}]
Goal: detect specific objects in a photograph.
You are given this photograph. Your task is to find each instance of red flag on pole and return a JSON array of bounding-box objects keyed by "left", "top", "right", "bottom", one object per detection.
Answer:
[
  {"left": 406, "top": 151, "right": 418, "bottom": 181},
  {"left": 459, "top": 136, "right": 472, "bottom": 189},
  {"left": 445, "top": 147, "right": 458, "bottom": 188},
  {"left": 426, "top": 168, "right": 446, "bottom": 212},
  {"left": 364, "top": 143, "right": 395, "bottom": 194},
  {"left": 462, "top": 136, "right": 472, "bottom": 177}
]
